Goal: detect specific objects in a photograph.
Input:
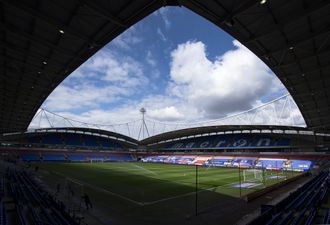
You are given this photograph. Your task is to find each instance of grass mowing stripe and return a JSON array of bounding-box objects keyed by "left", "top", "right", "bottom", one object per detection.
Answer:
[
  {"left": 35, "top": 162, "right": 300, "bottom": 205},
  {"left": 51, "top": 171, "right": 144, "bottom": 205}
]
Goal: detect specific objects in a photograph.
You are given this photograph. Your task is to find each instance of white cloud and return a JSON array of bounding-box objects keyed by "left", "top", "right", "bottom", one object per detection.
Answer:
[
  {"left": 146, "top": 50, "right": 156, "bottom": 67},
  {"left": 148, "top": 106, "right": 184, "bottom": 121},
  {"left": 37, "top": 38, "right": 305, "bottom": 138},
  {"left": 44, "top": 49, "right": 148, "bottom": 111},
  {"left": 112, "top": 26, "right": 142, "bottom": 50},
  {"left": 44, "top": 83, "right": 129, "bottom": 111},
  {"left": 158, "top": 7, "right": 171, "bottom": 29},
  {"left": 88, "top": 51, "right": 147, "bottom": 88},
  {"left": 168, "top": 40, "right": 283, "bottom": 118},
  {"left": 157, "top": 28, "right": 167, "bottom": 41}
]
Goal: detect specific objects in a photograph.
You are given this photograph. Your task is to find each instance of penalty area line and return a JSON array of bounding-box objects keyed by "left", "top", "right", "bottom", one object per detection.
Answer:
[
  {"left": 52, "top": 171, "right": 143, "bottom": 206},
  {"left": 143, "top": 180, "right": 237, "bottom": 206},
  {"left": 142, "top": 173, "right": 244, "bottom": 205}
]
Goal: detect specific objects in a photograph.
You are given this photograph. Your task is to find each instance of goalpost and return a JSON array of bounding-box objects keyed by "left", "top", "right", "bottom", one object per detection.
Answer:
[
  {"left": 89, "top": 158, "right": 105, "bottom": 163},
  {"left": 242, "top": 169, "right": 264, "bottom": 183}
]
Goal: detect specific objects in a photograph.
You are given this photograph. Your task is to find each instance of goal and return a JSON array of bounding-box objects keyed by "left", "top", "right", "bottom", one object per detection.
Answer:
[
  {"left": 90, "top": 158, "right": 105, "bottom": 163},
  {"left": 242, "top": 169, "right": 264, "bottom": 183}
]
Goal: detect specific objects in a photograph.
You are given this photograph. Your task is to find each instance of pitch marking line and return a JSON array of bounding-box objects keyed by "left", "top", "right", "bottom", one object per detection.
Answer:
[
  {"left": 143, "top": 179, "right": 241, "bottom": 206},
  {"left": 50, "top": 169, "right": 244, "bottom": 207},
  {"left": 128, "top": 164, "right": 157, "bottom": 175},
  {"left": 52, "top": 171, "right": 143, "bottom": 206}
]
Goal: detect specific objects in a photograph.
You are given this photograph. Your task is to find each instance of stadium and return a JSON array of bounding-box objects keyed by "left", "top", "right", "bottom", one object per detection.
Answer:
[{"left": 1, "top": 0, "right": 330, "bottom": 225}]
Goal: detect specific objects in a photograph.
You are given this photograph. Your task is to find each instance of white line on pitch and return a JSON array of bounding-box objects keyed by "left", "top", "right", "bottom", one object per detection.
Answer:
[
  {"left": 52, "top": 171, "right": 143, "bottom": 206},
  {"left": 143, "top": 176, "right": 240, "bottom": 206}
]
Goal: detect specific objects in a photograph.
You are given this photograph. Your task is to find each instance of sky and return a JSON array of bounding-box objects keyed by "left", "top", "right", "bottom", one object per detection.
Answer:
[{"left": 39, "top": 6, "right": 305, "bottom": 129}]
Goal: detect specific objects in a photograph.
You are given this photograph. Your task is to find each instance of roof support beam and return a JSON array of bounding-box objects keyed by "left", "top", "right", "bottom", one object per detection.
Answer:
[
  {"left": 265, "top": 27, "right": 330, "bottom": 58},
  {"left": 80, "top": 0, "right": 127, "bottom": 27},
  {"left": 271, "top": 46, "right": 330, "bottom": 70},
  {"left": 0, "top": 21, "right": 81, "bottom": 59},
  {"left": 0, "top": 41, "right": 64, "bottom": 67},
  {"left": 2, "top": 0, "right": 99, "bottom": 47},
  {"left": 0, "top": 55, "right": 57, "bottom": 73},
  {"left": 244, "top": 0, "right": 330, "bottom": 44}
]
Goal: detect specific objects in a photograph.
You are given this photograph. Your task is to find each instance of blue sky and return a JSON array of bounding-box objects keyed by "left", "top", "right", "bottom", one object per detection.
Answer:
[{"left": 41, "top": 6, "right": 303, "bottom": 127}]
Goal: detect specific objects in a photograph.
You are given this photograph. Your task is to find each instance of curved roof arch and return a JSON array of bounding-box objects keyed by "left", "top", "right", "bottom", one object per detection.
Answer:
[
  {"left": 2, "top": 127, "right": 139, "bottom": 146},
  {"left": 1, "top": 0, "right": 330, "bottom": 133},
  {"left": 139, "top": 124, "right": 316, "bottom": 146}
]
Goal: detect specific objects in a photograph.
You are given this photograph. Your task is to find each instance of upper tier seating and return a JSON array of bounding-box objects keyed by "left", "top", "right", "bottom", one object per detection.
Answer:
[
  {"left": 26, "top": 133, "right": 124, "bottom": 149},
  {"left": 19, "top": 151, "right": 133, "bottom": 162},
  {"left": 166, "top": 134, "right": 290, "bottom": 149}
]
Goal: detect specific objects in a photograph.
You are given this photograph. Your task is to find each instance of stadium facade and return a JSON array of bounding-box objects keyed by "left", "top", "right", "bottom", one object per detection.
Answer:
[{"left": 1, "top": 125, "right": 329, "bottom": 162}]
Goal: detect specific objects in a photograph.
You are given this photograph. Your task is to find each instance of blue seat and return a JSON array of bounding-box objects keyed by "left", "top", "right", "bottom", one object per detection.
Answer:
[
  {"left": 0, "top": 201, "right": 6, "bottom": 225},
  {"left": 16, "top": 205, "right": 27, "bottom": 225},
  {"left": 21, "top": 154, "right": 40, "bottom": 161},
  {"left": 68, "top": 155, "right": 86, "bottom": 161},
  {"left": 248, "top": 172, "right": 329, "bottom": 225},
  {"left": 304, "top": 208, "right": 317, "bottom": 225},
  {"left": 42, "top": 154, "right": 65, "bottom": 161},
  {"left": 323, "top": 208, "right": 330, "bottom": 224}
]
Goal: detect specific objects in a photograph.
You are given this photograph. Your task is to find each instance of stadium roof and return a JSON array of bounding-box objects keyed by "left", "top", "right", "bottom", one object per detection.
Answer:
[
  {"left": 1, "top": 127, "right": 138, "bottom": 146},
  {"left": 139, "top": 125, "right": 314, "bottom": 145},
  {"left": 1, "top": 0, "right": 330, "bottom": 134}
]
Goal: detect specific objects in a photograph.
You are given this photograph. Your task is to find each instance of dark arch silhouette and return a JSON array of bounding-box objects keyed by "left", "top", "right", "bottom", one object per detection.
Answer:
[{"left": 1, "top": 0, "right": 329, "bottom": 133}]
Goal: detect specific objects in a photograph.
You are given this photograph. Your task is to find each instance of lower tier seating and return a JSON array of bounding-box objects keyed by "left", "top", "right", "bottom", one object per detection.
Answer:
[
  {"left": 7, "top": 169, "right": 80, "bottom": 225},
  {"left": 248, "top": 171, "right": 329, "bottom": 225}
]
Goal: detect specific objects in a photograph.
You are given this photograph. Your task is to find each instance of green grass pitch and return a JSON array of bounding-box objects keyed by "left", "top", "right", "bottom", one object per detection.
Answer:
[{"left": 33, "top": 162, "right": 301, "bottom": 224}]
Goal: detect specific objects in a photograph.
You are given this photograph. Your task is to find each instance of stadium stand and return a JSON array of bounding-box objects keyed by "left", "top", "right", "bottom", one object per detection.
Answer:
[
  {"left": 142, "top": 155, "right": 313, "bottom": 172},
  {"left": 42, "top": 134, "right": 63, "bottom": 145},
  {"left": 0, "top": 177, "right": 4, "bottom": 198},
  {"left": 7, "top": 169, "right": 80, "bottom": 225},
  {"left": 67, "top": 154, "right": 86, "bottom": 162},
  {"left": 0, "top": 201, "right": 5, "bottom": 225},
  {"left": 0, "top": 0, "right": 329, "bottom": 224},
  {"left": 17, "top": 150, "right": 134, "bottom": 163},
  {"left": 205, "top": 157, "right": 232, "bottom": 167},
  {"left": 247, "top": 171, "right": 329, "bottom": 225},
  {"left": 20, "top": 153, "right": 41, "bottom": 161},
  {"left": 255, "top": 159, "right": 286, "bottom": 170},
  {"left": 42, "top": 154, "right": 66, "bottom": 161},
  {"left": 323, "top": 208, "right": 330, "bottom": 224},
  {"left": 84, "top": 135, "right": 99, "bottom": 147},
  {"left": 5, "top": 130, "right": 128, "bottom": 150},
  {"left": 108, "top": 155, "right": 134, "bottom": 161},
  {"left": 165, "top": 134, "right": 291, "bottom": 150}
]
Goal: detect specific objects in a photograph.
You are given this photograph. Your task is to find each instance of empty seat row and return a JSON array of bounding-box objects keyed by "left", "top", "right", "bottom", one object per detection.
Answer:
[
  {"left": 7, "top": 170, "right": 79, "bottom": 225},
  {"left": 0, "top": 201, "right": 6, "bottom": 225},
  {"left": 323, "top": 208, "right": 330, "bottom": 225},
  {"left": 26, "top": 133, "right": 124, "bottom": 148},
  {"left": 20, "top": 152, "right": 134, "bottom": 162},
  {"left": 248, "top": 171, "right": 329, "bottom": 225},
  {"left": 0, "top": 178, "right": 4, "bottom": 197}
]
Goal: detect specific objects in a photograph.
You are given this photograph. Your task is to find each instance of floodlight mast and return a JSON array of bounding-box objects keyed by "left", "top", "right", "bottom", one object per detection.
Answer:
[{"left": 138, "top": 107, "right": 150, "bottom": 140}]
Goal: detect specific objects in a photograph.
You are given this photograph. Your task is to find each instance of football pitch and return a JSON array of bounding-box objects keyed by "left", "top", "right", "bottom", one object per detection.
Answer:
[{"left": 34, "top": 162, "right": 301, "bottom": 225}]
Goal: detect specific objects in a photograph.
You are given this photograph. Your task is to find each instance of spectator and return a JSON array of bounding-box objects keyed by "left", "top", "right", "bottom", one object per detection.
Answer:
[
  {"left": 82, "top": 193, "right": 92, "bottom": 210},
  {"left": 56, "top": 183, "right": 61, "bottom": 194}
]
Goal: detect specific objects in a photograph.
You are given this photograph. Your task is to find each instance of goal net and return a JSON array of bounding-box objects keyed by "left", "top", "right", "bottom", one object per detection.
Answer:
[
  {"left": 243, "top": 169, "right": 263, "bottom": 183},
  {"left": 90, "top": 158, "right": 105, "bottom": 163}
]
